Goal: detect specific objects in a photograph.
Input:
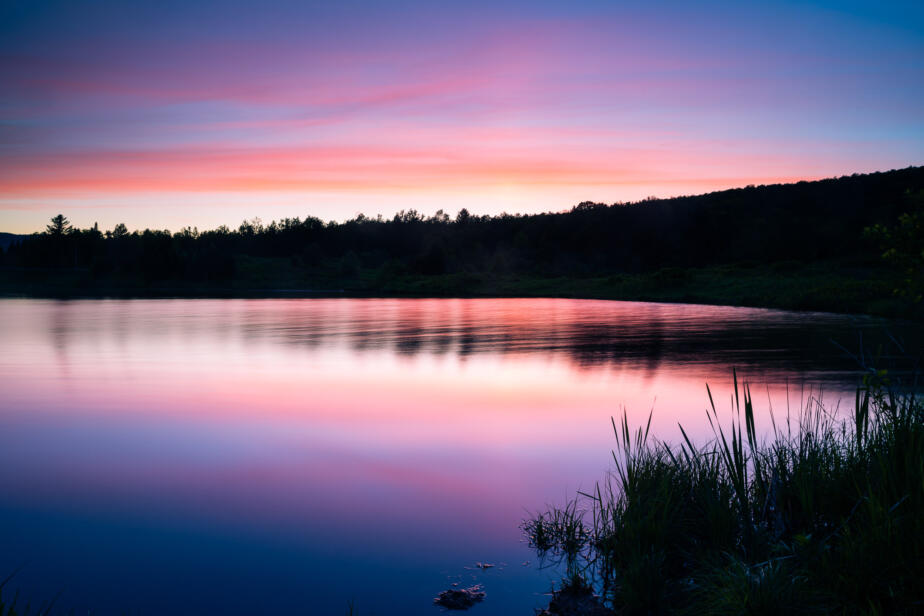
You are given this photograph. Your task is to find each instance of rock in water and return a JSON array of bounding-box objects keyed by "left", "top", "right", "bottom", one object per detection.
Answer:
[{"left": 433, "top": 585, "right": 486, "bottom": 610}]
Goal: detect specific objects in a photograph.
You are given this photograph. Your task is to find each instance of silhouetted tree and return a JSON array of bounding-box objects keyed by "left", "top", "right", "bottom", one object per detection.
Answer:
[
  {"left": 6, "top": 167, "right": 923, "bottom": 302},
  {"left": 46, "top": 214, "right": 71, "bottom": 236}
]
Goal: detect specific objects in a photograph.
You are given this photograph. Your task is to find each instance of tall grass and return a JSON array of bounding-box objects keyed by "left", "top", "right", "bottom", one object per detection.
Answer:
[
  {"left": 523, "top": 371, "right": 923, "bottom": 614},
  {"left": 0, "top": 570, "right": 58, "bottom": 616}
]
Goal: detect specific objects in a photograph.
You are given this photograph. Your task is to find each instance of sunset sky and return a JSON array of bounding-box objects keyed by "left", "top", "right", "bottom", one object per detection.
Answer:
[{"left": 1, "top": 0, "right": 922, "bottom": 233}]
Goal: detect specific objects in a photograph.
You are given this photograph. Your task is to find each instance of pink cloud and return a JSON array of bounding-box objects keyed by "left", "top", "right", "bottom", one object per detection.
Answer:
[{"left": 0, "top": 140, "right": 828, "bottom": 198}]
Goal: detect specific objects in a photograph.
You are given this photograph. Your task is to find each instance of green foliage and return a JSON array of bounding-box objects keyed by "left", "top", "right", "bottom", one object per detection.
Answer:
[
  {"left": 865, "top": 189, "right": 924, "bottom": 303},
  {"left": 692, "top": 555, "right": 824, "bottom": 616},
  {"left": 523, "top": 373, "right": 924, "bottom": 615}
]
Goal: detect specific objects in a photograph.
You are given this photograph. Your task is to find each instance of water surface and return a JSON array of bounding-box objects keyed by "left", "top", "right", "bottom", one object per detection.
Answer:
[{"left": 0, "top": 298, "right": 918, "bottom": 614}]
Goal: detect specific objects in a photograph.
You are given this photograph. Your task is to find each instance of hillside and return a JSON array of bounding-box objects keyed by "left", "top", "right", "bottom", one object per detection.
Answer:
[{"left": 0, "top": 233, "right": 25, "bottom": 252}]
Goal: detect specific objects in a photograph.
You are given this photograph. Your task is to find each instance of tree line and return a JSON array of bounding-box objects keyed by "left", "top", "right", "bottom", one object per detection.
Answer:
[{"left": 2, "top": 167, "right": 922, "bottom": 286}]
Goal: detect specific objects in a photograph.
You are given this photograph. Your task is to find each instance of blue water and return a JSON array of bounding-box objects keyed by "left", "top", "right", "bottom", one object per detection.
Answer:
[{"left": 0, "top": 298, "right": 918, "bottom": 614}]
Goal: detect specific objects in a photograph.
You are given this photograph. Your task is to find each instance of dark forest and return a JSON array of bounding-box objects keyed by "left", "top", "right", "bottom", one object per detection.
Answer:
[{"left": 3, "top": 167, "right": 922, "bottom": 316}]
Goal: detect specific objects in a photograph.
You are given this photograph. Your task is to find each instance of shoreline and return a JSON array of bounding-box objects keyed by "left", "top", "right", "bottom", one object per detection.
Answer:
[{"left": 0, "top": 262, "right": 915, "bottom": 321}]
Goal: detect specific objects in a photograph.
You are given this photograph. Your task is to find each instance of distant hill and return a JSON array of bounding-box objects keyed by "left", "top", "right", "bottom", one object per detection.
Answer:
[{"left": 0, "top": 233, "right": 26, "bottom": 252}]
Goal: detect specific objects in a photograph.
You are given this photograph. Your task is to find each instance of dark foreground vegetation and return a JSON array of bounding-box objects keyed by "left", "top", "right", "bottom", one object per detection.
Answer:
[
  {"left": 524, "top": 371, "right": 923, "bottom": 615},
  {"left": 1, "top": 167, "right": 922, "bottom": 316},
  {"left": 0, "top": 575, "right": 56, "bottom": 616}
]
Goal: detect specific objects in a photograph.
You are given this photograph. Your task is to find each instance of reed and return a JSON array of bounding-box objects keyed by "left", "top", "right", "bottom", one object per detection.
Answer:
[
  {"left": 523, "top": 371, "right": 923, "bottom": 614},
  {"left": 0, "top": 571, "right": 58, "bottom": 616}
]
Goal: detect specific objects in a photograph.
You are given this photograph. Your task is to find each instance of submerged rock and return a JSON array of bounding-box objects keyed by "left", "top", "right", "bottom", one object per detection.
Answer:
[
  {"left": 537, "top": 581, "right": 614, "bottom": 616},
  {"left": 433, "top": 585, "right": 486, "bottom": 610}
]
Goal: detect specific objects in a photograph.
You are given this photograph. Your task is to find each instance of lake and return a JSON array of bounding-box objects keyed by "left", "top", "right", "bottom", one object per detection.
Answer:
[{"left": 0, "top": 298, "right": 919, "bottom": 615}]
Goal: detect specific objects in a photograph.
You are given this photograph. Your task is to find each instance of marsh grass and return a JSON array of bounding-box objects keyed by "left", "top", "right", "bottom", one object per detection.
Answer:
[
  {"left": 523, "top": 370, "right": 923, "bottom": 614},
  {"left": 0, "top": 570, "right": 59, "bottom": 616}
]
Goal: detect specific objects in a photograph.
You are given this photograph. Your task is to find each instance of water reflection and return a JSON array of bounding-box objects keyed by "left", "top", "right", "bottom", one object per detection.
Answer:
[
  {"left": 23, "top": 297, "right": 909, "bottom": 376},
  {"left": 0, "top": 298, "right": 919, "bottom": 616}
]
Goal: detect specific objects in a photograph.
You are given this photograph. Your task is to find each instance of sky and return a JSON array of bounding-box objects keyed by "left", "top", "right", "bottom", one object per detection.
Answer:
[{"left": 1, "top": 0, "right": 922, "bottom": 233}]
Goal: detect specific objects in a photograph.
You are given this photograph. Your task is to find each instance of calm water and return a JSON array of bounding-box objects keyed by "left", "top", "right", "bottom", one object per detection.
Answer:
[{"left": 0, "top": 298, "right": 919, "bottom": 614}]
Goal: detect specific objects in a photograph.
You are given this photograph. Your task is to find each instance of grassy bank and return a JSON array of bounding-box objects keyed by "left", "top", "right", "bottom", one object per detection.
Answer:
[
  {"left": 523, "top": 371, "right": 923, "bottom": 614},
  {"left": 0, "top": 258, "right": 914, "bottom": 319}
]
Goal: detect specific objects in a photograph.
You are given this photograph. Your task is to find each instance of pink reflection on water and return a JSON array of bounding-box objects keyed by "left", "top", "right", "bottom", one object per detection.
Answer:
[{"left": 0, "top": 298, "right": 869, "bottom": 545}]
